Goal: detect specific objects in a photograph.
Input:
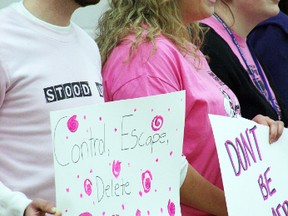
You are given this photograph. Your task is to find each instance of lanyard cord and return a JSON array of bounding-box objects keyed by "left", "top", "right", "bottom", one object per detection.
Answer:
[{"left": 213, "top": 13, "right": 281, "bottom": 120}]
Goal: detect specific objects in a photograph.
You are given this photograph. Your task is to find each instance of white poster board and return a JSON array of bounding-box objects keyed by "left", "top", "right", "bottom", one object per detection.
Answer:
[
  {"left": 209, "top": 114, "right": 288, "bottom": 216},
  {"left": 50, "top": 91, "right": 185, "bottom": 216}
]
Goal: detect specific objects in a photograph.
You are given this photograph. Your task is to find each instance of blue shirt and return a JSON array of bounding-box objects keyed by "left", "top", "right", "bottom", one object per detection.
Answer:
[{"left": 248, "top": 12, "right": 288, "bottom": 108}]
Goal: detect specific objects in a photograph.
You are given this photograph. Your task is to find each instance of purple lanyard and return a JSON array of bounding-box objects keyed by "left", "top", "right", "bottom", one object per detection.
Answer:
[{"left": 213, "top": 13, "right": 281, "bottom": 120}]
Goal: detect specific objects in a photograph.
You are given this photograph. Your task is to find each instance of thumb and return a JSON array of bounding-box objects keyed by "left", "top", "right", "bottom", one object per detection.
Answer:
[{"left": 30, "top": 199, "right": 57, "bottom": 214}]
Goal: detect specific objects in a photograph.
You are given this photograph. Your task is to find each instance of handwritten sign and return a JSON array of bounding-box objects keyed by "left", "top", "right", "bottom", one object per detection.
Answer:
[
  {"left": 50, "top": 91, "right": 185, "bottom": 216},
  {"left": 209, "top": 114, "right": 288, "bottom": 216}
]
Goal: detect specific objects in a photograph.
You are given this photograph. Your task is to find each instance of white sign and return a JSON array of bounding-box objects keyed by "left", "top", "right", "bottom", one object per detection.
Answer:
[
  {"left": 50, "top": 91, "right": 186, "bottom": 216},
  {"left": 209, "top": 114, "right": 288, "bottom": 216}
]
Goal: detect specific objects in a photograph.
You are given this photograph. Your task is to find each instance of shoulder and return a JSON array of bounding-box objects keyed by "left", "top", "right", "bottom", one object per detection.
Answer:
[
  {"left": 102, "top": 35, "right": 188, "bottom": 99},
  {"left": 248, "top": 13, "right": 288, "bottom": 48},
  {"left": 253, "top": 12, "right": 288, "bottom": 34},
  {"left": 202, "top": 27, "right": 233, "bottom": 58},
  {"left": 106, "top": 34, "right": 186, "bottom": 69},
  {"left": 0, "top": 5, "right": 18, "bottom": 30},
  {"left": 71, "top": 22, "right": 98, "bottom": 46}
]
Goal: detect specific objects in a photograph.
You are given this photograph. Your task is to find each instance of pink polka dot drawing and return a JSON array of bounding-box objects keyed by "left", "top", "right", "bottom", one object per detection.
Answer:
[
  {"left": 167, "top": 199, "right": 176, "bottom": 216},
  {"left": 151, "top": 115, "right": 164, "bottom": 131},
  {"left": 112, "top": 160, "right": 121, "bottom": 178},
  {"left": 79, "top": 212, "right": 92, "bottom": 216},
  {"left": 84, "top": 179, "right": 92, "bottom": 196},
  {"left": 67, "top": 115, "right": 79, "bottom": 133},
  {"left": 141, "top": 170, "right": 153, "bottom": 193},
  {"left": 136, "top": 209, "right": 141, "bottom": 216}
]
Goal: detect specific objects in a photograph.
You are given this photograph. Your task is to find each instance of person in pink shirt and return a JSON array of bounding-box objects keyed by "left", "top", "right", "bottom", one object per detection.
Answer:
[
  {"left": 96, "top": 0, "right": 284, "bottom": 215},
  {"left": 201, "top": 0, "right": 288, "bottom": 126}
]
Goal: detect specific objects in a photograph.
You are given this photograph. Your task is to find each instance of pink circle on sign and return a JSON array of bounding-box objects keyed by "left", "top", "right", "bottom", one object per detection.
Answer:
[
  {"left": 136, "top": 209, "right": 141, "bottom": 216},
  {"left": 84, "top": 179, "right": 92, "bottom": 196},
  {"left": 67, "top": 115, "right": 78, "bottom": 133},
  {"left": 112, "top": 160, "right": 121, "bottom": 178},
  {"left": 142, "top": 170, "right": 153, "bottom": 193},
  {"left": 151, "top": 115, "right": 164, "bottom": 131},
  {"left": 79, "top": 213, "right": 92, "bottom": 216},
  {"left": 167, "top": 200, "right": 175, "bottom": 216}
]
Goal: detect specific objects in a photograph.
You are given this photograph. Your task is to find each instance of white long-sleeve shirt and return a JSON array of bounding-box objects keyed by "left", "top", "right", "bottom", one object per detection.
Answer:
[
  {"left": 0, "top": 1, "right": 103, "bottom": 215},
  {"left": 0, "top": 182, "right": 31, "bottom": 216}
]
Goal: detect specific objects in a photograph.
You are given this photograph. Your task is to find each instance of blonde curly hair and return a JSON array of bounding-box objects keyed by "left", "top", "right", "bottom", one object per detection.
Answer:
[{"left": 96, "top": 0, "right": 206, "bottom": 65}]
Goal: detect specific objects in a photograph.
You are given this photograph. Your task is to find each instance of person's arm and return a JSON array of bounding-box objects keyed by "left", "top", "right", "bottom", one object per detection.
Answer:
[
  {"left": 0, "top": 182, "right": 61, "bottom": 216},
  {"left": 180, "top": 165, "right": 228, "bottom": 216},
  {"left": 180, "top": 155, "right": 189, "bottom": 186},
  {"left": 0, "top": 181, "right": 31, "bottom": 216}
]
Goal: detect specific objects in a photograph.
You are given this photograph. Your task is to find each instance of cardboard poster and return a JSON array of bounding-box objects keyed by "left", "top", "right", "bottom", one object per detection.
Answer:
[
  {"left": 209, "top": 114, "right": 288, "bottom": 216},
  {"left": 50, "top": 91, "right": 186, "bottom": 216}
]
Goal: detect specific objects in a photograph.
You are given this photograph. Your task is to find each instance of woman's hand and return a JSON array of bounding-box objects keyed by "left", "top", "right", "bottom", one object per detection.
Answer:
[{"left": 252, "top": 114, "right": 284, "bottom": 144}]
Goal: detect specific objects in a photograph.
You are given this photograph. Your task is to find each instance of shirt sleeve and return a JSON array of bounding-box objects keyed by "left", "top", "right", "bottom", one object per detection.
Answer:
[
  {"left": 0, "top": 182, "right": 32, "bottom": 216},
  {"left": 112, "top": 74, "right": 179, "bottom": 101},
  {"left": 180, "top": 155, "right": 189, "bottom": 186},
  {"left": 103, "top": 37, "right": 183, "bottom": 102}
]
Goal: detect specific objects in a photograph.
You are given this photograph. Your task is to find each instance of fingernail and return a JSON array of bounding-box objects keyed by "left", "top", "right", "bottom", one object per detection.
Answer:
[{"left": 51, "top": 207, "right": 57, "bottom": 213}]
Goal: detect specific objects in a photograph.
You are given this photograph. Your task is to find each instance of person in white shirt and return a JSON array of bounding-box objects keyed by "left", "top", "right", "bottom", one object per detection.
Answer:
[{"left": 0, "top": 0, "right": 102, "bottom": 215}]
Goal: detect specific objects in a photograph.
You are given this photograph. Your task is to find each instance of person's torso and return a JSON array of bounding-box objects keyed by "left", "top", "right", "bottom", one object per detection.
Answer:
[
  {"left": 201, "top": 16, "right": 284, "bottom": 123},
  {"left": 0, "top": 3, "right": 103, "bottom": 201},
  {"left": 103, "top": 34, "right": 240, "bottom": 216}
]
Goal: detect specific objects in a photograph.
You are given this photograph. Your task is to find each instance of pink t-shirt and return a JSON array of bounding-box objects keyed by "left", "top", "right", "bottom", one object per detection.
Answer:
[{"left": 103, "top": 34, "right": 240, "bottom": 216}]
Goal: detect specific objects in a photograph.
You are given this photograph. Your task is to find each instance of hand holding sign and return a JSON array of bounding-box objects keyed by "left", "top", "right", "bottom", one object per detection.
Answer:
[
  {"left": 209, "top": 115, "right": 288, "bottom": 216},
  {"left": 50, "top": 91, "right": 185, "bottom": 216}
]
